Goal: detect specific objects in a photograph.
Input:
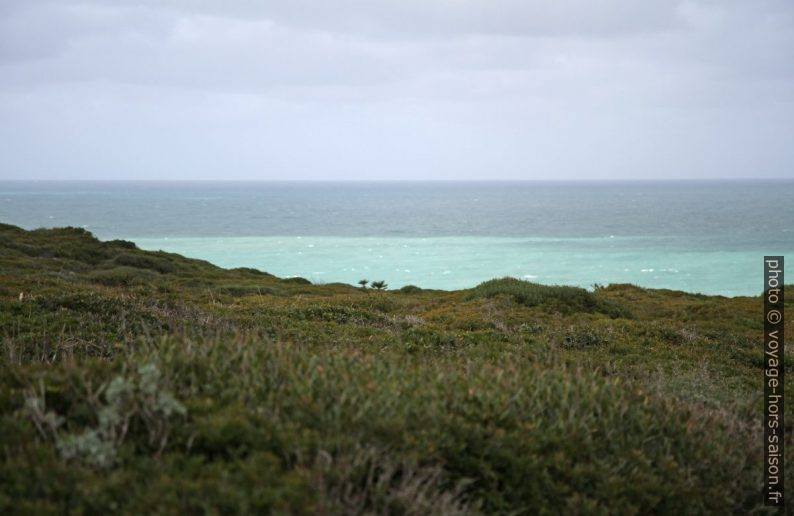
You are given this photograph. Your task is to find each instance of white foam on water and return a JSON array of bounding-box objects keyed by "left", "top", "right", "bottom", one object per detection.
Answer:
[{"left": 130, "top": 235, "right": 790, "bottom": 296}]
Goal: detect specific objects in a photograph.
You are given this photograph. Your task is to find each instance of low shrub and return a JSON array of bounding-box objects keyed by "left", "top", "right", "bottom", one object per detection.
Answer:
[
  {"left": 112, "top": 253, "right": 176, "bottom": 274},
  {"left": 291, "top": 304, "right": 386, "bottom": 325},
  {"left": 22, "top": 362, "right": 185, "bottom": 469},
  {"left": 215, "top": 285, "right": 281, "bottom": 297},
  {"left": 31, "top": 227, "right": 111, "bottom": 264},
  {"left": 229, "top": 267, "right": 273, "bottom": 277},
  {"left": 467, "top": 277, "right": 631, "bottom": 318},
  {"left": 107, "top": 239, "right": 138, "bottom": 250},
  {"left": 282, "top": 277, "right": 311, "bottom": 285},
  {"left": 88, "top": 267, "right": 158, "bottom": 287},
  {"left": 560, "top": 324, "right": 612, "bottom": 349},
  {"left": 400, "top": 327, "right": 458, "bottom": 351}
]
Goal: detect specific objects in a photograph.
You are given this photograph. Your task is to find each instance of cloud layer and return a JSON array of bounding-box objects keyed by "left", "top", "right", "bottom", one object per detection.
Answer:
[{"left": 1, "top": 0, "right": 792, "bottom": 179}]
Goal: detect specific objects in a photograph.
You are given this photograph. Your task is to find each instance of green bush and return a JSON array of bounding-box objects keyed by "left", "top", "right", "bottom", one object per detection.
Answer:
[
  {"left": 290, "top": 304, "right": 386, "bottom": 325},
  {"left": 112, "top": 253, "right": 175, "bottom": 274},
  {"left": 229, "top": 267, "right": 273, "bottom": 277},
  {"left": 215, "top": 285, "right": 281, "bottom": 297},
  {"left": 88, "top": 266, "right": 158, "bottom": 286},
  {"left": 32, "top": 227, "right": 112, "bottom": 264},
  {"left": 400, "top": 327, "right": 457, "bottom": 351},
  {"left": 282, "top": 276, "right": 311, "bottom": 285},
  {"left": 107, "top": 239, "right": 138, "bottom": 250},
  {"left": 560, "top": 324, "right": 612, "bottom": 349},
  {"left": 22, "top": 362, "right": 185, "bottom": 469},
  {"left": 467, "top": 277, "right": 631, "bottom": 318}
]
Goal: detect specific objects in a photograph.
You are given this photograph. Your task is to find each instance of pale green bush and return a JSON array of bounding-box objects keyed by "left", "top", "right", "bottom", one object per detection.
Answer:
[{"left": 23, "top": 362, "right": 185, "bottom": 469}]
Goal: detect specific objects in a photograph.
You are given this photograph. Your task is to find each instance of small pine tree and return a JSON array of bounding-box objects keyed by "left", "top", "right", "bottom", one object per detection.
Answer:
[{"left": 358, "top": 279, "right": 369, "bottom": 289}]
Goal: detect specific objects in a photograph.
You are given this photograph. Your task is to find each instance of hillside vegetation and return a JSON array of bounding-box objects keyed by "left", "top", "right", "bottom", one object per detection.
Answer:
[{"left": 0, "top": 223, "right": 790, "bottom": 514}]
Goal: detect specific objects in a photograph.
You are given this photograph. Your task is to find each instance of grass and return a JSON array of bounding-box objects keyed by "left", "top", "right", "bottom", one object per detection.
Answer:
[{"left": 0, "top": 223, "right": 791, "bottom": 514}]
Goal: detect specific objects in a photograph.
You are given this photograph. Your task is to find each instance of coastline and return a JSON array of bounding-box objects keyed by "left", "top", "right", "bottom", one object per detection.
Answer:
[{"left": 0, "top": 222, "right": 790, "bottom": 512}]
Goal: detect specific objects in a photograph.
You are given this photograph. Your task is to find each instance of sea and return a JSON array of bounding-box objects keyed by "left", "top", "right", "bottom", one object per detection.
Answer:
[{"left": 1, "top": 180, "right": 792, "bottom": 296}]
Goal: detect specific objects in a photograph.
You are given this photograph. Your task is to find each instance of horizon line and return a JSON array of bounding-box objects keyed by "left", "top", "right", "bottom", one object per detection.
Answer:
[{"left": 2, "top": 178, "right": 793, "bottom": 183}]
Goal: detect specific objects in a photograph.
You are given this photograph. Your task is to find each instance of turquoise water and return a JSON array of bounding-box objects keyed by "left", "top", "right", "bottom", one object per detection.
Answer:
[
  {"left": 130, "top": 235, "right": 774, "bottom": 295},
  {"left": 1, "top": 181, "right": 792, "bottom": 296}
]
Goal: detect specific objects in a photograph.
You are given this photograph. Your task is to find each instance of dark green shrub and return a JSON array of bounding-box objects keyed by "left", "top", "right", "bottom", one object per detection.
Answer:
[
  {"left": 112, "top": 253, "right": 175, "bottom": 274},
  {"left": 29, "top": 227, "right": 111, "bottom": 264},
  {"left": 291, "top": 304, "right": 385, "bottom": 325},
  {"left": 398, "top": 285, "right": 423, "bottom": 294},
  {"left": 88, "top": 267, "right": 158, "bottom": 287},
  {"left": 400, "top": 327, "right": 457, "bottom": 351},
  {"left": 216, "top": 285, "right": 280, "bottom": 297},
  {"left": 640, "top": 324, "right": 698, "bottom": 345},
  {"left": 561, "top": 325, "right": 611, "bottom": 349},
  {"left": 467, "top": 277, "right": 631, "bottom": 318},
  {"left": 108, "top": 239, "right": 138, "bottom": 250},
  {"left": 282, "top": 277, "right": 311, "bottom": 285},
  {"left": 229, "top": 267, "right": 273, "bottom": 277}
]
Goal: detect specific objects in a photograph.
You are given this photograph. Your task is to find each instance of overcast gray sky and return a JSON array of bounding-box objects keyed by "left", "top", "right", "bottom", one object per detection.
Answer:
[{"left": 0, "top": 0, "right": 792, "bottom": 180}]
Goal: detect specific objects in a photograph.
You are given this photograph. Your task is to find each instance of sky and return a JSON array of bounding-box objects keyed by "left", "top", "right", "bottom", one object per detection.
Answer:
[{"left": 0, "top": 0, "right": 792, "bottom": 181}]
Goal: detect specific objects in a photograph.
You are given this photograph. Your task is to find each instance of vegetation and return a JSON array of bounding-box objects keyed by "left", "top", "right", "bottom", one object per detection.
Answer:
[
  {"left": 466, "top": 277, "right": 631, "bottom": 318},
  {"left": 0, "top": 223, "right": 790, "bottom": 514}
]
